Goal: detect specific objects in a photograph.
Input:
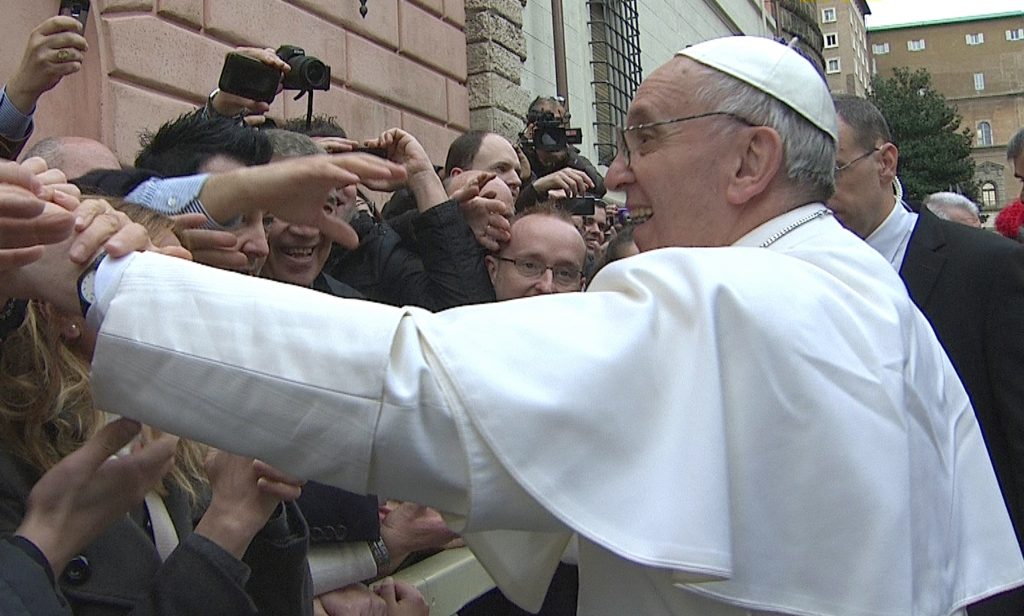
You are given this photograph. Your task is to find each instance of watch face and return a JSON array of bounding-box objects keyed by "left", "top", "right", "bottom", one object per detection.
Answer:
[{"left": 81, "top": 270, "right": 97, "bottom": 306}]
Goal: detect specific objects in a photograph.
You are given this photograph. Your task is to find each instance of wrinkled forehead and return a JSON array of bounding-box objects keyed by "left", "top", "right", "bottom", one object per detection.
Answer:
[{"left": 626, "top": 57, "right": 703, "bottom": 125}]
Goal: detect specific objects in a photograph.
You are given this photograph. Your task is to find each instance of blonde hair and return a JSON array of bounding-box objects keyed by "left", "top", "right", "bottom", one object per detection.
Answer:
[{"left": 0, "top": 200, "right": 206, "bottom": 502}]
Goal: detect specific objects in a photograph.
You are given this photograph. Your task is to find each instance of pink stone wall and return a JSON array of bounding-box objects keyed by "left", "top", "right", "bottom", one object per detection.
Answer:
[{"left": 1, "top": 0, "right": 468, "bottom": 166}]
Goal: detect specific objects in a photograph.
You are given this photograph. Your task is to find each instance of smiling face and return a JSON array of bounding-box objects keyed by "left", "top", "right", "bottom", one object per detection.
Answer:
[
  {"left": 604, "top": 58, "right": 743, "bottom": 250},
  {"left": 485, "top": 212, "right": 586, "bottom": 300},
  {"left": 261, "top": 187, "right": 352, "bottom": 287}
]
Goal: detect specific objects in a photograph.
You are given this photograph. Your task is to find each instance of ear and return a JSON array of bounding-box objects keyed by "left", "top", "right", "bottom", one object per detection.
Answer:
[
  {"left": 59, "top": 315, "right": 83, "bottom": 342},
  {"left": 485, "top": 254, "right": 499, "bottom": 285},
  {"left": 449, "top": 167, "right": 465, "bottom": 178},
  {"left": 877, "top": 142, "right": 899, "bottom": 185},
  {"left": 724, "top": 126, "right": 784, "bottom": 206}
]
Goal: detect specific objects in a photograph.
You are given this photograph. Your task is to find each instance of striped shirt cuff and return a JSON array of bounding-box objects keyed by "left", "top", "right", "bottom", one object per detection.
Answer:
[
  {"left": 0, "top": 85, "right": 34, "bottom": 141},
  {"left": 125, "top": 174, "right": 241, "bottom": 230}
]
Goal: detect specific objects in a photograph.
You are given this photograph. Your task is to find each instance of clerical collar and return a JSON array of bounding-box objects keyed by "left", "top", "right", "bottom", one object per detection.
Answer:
[
  {"left": 734, "top": 204, "right": 833, "bottom": 249},
  {"left": 865, "top": 199, "right": 917, "bottom": 269}
]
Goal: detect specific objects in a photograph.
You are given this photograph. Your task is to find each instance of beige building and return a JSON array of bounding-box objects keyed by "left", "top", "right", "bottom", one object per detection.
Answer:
[
  {"left": 818, "top": 0, "right": 872, "bottom": 95},
  {"left": 868, "top": 11, "right": 1024, "bottom": 212}
]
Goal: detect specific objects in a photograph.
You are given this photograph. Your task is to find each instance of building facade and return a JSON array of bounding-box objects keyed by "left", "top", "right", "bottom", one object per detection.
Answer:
[
  {"left": 868, "top": 11, "right": 1024, "bottom": 212},
  {"left": 2, "top": 0, "right": 470, "bottom": 165},
  {"left": 817, "top": 0, "right": 871, "bottom": 95}
]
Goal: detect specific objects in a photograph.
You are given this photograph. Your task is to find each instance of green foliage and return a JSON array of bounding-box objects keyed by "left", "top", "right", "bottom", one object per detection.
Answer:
[{"left": 868, "top": 67, "right": 977, "bottom": 202}]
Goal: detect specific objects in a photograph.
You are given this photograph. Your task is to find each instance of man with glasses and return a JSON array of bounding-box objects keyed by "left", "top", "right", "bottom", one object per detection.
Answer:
[
  {"left": 486, "top": 204, "right": 586, "bottom": 300},
  {"left": 831, "top": 94, "right": 1024, "bottom": 616},
  {"left": 20, "top": 37, "right": 1024, "bottom": 615}
]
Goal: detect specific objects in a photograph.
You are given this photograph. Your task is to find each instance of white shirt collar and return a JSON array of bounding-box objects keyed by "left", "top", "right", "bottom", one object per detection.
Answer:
[{"left": 865, "top": 200, "right": 918, "bottom": 269}]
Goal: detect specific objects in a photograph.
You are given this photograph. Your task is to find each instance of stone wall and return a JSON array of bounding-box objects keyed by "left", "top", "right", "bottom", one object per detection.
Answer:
[
  {"left": 465, "top": 0, "right": 531, "bottom": 141},
  {"left": 1, "top": 0, "right": 470, "bottom": 166}
]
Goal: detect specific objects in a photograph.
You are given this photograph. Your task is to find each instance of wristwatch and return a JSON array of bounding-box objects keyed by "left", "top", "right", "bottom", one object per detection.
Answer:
[
  {"left": 368, "top": 537, "right": 391, "bottom": 578},
  {"left": 77, "top": 252, "right": 107, "bottom": 318}
]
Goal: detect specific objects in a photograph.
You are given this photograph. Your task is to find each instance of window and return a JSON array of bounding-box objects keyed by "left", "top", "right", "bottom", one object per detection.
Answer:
[
  {"left": 965, "top": 33, "right": 984, "bottom": 45},
  {"left": 907, "top": 39, "right": 926, "bottom": 51},
  {"left": 974, "top": 72, "right": 985, "bottom": 91},
  {"left": 1007, "top": 28, "right": 1024, "bottom": 41},
  {"left": 981, "top": 183, "right": 997, "bottom": 208},
  {"left": 588, "top": 0, "right": 642, "bottom": 166},
  {"left": 826, "top": 58, "right": 841, "bottom": 74},
  {"left": 977, "top": 121, "right": 993, "bottom": 146},
  {"left": 821, "top": 7, "right": 836, "bottom": 23},
  {"left": 872, "top": 42, "right": 890, "bottom": 55},
  {"left": 824, "top": 33, "right": 838, "bottom": 48}
]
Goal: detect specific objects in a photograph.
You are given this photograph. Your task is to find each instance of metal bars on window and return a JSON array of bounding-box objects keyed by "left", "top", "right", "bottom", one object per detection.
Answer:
[{"left": 588, "top": 0, "right": 642, "bottom": 166}]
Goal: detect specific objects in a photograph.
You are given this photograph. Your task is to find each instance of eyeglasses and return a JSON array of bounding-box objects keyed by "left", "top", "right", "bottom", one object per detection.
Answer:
[
  {"left": 616, "top": 111, "right": 754, "bottom": 166},
  {"left": 834, "top": 147, "right": 879, "bottom": 175},
  {"left": 497, "top": 257, "right": 582, "bottom": 288}
]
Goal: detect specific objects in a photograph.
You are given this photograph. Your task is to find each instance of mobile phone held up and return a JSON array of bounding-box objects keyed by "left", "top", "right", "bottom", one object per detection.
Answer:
[
  {"left": 59, "top": 0, "right": 90, "bottom": 28},
  {"left": 218, "top": 53, "right": 282, "bottom": 104}
]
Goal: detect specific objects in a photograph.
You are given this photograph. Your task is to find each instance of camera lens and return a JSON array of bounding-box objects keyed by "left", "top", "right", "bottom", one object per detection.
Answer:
[{"left": 301, "top": 59, "right": 327, "bottom": 86}]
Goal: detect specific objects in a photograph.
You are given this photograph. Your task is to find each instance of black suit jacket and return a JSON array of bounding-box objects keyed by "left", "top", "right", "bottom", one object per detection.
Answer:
[{"left": 900, "top": 209, "right": 1024, "bottom": 550}]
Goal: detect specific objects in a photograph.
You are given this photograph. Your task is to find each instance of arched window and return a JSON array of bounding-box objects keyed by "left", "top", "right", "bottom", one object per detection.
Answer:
[
  {"left": 981, "top": 182, "right": 997, "bottom": 208},
  {"left": 978, "top": 121, "right": 993, "bottom": 146}
]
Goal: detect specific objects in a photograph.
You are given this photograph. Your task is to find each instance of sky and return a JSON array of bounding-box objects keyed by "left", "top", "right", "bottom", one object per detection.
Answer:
[{"left": 865, "top": 0, "right": 1023, "bottom": 27}]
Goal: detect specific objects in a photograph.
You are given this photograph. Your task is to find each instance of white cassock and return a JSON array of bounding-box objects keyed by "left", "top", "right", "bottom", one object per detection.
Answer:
[{"left": 90, "top": 204, "right": 1024, "bottom": 615}]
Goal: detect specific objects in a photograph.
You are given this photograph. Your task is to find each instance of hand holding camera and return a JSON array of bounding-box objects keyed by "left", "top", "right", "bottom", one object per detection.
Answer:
[{"left": 217, "top": 45, "right": 331, "bottom": 108}]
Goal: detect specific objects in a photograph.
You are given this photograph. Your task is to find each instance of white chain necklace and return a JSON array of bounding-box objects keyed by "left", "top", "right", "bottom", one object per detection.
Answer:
[{"left": 758, "top": 208, "right": 832, "bottom": 248}]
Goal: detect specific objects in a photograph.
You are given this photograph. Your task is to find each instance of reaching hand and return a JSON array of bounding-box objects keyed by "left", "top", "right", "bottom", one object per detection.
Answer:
[
  {"left": 15, "top": 418, "right": 178, "bottom": 574},
  {"left": 449, "top": 172, "right": 512, "bottom": 251},
  {"left": 317, "top": 584, "right": 387, "bottom": 616},
  {"left": 313, "top": 137, "right": 362, "bottom": 154},
  {"left": 171, "top": 213, "right": 249, "bottom": 271},
  {"left": 532, "top": 167, "right": 594, "bottom": 199},
  {"left": 6, "top": 16, "right": 88, "bottom": 114},
  {"left": 199, "top": 153, "right": 406, "bottom": 250},
  {"left": 380, "top": 501, "right": 460, "bottom": 571},
  {"left": 374, "top": 578, "right": 429, "bottom": 616},
  {"left": 20, "top": 157, "right": 81, "bottom": 200},
  {"left": 194, "top": 452, "right": 304, "bottom": 560}
]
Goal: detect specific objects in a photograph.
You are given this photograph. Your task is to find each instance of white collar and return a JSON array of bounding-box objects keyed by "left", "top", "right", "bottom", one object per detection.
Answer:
[{"left": 865, "top": 200, "right": 917, "bottom": 269}]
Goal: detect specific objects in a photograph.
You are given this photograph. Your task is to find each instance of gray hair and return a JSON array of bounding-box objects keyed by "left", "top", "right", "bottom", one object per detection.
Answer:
[
  {"left": 691, "top": 64, "right": 836, "bottom": 204},
  {"left": 924, "top": 191, "right": 980, "bottom": 219},
  {"left": 21, "top": 137, "right": 64, "bottom": 169},
  {"left": 264, "top": 129, "right": 324, "bottom": 159},
  {"left": 1008, "top": 128, "right": 1024, "bottom": 162}
]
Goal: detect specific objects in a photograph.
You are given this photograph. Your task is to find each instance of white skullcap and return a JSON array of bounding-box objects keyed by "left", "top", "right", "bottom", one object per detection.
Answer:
[{"left": 677, "top": 36, "right": 838, "bottom": 142}]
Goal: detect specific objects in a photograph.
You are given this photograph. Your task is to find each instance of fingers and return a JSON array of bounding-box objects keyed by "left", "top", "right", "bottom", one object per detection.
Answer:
[
  {"left": 42, "top": 186, "right": 82, "bottom": 211},
  {"left": 375, "top": 577, "right": 397, "bottom": 604},
  {"left": 83, "top": 418, "right": 144, "bottom": 469},
  {"left": 0, "top": 246, "right": 45, "bottom": 271},
  {"left": 0, "top": 184, "right": 47, "bottom": 220},
  {"left": 171, "top": 213, "right": 211, "bottom": 231},
  {"left": 102, "top": 221, "right": 151, "bottom": 260},
  {"left": 19, "top": 157, "right": 50, "bottom": 177},
  {"left": 329, "top": 153, "right": 407, "bottom": 185},
  {"left": 318, "top": 214, "right": 360, "bottom": 250},
  {"left": 313, "top": 136, "right": 360, "bottom": 154},
  {"left": 153, "top": 245, "right": 194, "bottom": 261},
  {"left": 0, "top": 161, "right": 44, "bottom": 195},
  {"left": 252, "top": 460, "right": 304, "bottom": 486},
  {"left": 0, "top": 201, "right": 74, "bottom": 250},
  {"left": 256, "top": 477, "right": 302, "bottom": 502},
  {"left": 38, "top": 16, "right": 85, "bottom": 38}
]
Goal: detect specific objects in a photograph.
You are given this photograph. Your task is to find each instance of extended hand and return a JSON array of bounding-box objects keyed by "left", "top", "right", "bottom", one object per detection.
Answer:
[
  {"left": 532, "top": 167, "right": 594, "bottom": 199},
  {"left": 16, "top": 418, "right": 178, "bottom": 574}
]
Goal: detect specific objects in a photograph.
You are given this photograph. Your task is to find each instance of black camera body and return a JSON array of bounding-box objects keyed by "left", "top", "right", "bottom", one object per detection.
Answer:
[
  {"left": 218, "top": 45, "right": 331, "bottom": 104},
  {"left": 277, "top": 45, "right": 331, "bottom": 92},
  {"left": 562, "top": 196, "right": 598, "bottom": 216},
  {"left": 524, "top": 111, "right": 582, "bottom": 152}
]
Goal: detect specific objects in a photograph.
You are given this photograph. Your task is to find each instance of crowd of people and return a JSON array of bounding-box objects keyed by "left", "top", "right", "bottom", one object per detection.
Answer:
[{"left": 2, "top": 11, "right": 1024, "bottom": 616}]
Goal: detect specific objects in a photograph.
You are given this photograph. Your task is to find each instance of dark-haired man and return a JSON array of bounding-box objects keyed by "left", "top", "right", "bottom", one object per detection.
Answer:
[{"left": 830, "top": 94, "right": 1024, "bottom": 615}]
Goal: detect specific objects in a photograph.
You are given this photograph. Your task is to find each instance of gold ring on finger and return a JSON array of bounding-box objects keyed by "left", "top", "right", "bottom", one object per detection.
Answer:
[{"left": 56, "top": 49, "right": 72, "bottom": 63}]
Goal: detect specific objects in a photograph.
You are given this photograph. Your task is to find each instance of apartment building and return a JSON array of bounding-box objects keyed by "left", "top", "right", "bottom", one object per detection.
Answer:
[
  {"left": 818, "top": 0, "right": 872, "bottom": 95},
  {"left": 868, "top": 11, "right": 1024, "bottom": 211}
]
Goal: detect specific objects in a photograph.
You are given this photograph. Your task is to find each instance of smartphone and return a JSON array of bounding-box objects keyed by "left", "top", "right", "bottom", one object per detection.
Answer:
[
  {"left": 353, "top": 146, "right": 388, "bottom": 158},
  {"left": 59, "top": 0, "right": 90, "bottom": 28},
  {"left": 563, "top": 196, "right": 597, "bottom": 216},
  {"left": 218, "top": 53, "right": 281, "bottom": 104}
]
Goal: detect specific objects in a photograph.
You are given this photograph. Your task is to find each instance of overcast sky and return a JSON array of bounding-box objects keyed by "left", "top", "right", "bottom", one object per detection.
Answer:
[{"left": 865, "top": 0, "right": 1023, "bottom": 27}]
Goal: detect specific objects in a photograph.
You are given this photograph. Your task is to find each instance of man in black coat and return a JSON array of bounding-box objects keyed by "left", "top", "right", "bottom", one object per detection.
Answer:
[{"left": 830, "top": 95, "right": 1024, "bottom": 615}]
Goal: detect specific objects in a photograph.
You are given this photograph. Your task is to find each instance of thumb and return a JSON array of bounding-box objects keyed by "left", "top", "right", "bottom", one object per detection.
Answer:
[
  {"left": 318, "top": 215, "right": 360, "bottom": 250},
  {"left": 374, "top": 577, "right": 398, "bottom": 605},
  {"left": 449, "top": 181, "right": 481, "bottom": 205},
  {"left": 84, "top": 418, "right": 143, "bottom": 467}
]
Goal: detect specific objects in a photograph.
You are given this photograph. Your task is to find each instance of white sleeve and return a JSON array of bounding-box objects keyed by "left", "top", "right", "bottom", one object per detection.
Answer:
[{"left": 90, "top": 252, "right": 553, "bottom": 531}]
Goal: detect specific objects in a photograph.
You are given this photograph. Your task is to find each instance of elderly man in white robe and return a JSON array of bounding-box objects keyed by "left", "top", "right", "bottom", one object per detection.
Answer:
[{"left": 12, "top": 37, "right": 1024, "bottom": 615}]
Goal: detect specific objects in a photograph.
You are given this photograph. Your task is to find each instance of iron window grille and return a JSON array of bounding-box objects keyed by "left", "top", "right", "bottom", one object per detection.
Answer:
[{"left": 588, "top": 0, "right": 643, "bottom": 166}]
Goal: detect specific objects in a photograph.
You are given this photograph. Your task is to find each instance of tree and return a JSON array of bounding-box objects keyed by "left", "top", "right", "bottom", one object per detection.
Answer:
[{"left": 869, "top": 67, "right": 977, "bottom": 203}]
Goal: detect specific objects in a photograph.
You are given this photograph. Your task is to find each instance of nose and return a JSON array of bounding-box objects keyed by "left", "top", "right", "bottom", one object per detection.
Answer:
[
  {"left": 605, "top": 152, "right": 632, "bottom": 192},
  {"left": 504, "top": 171, "right": 522, "bottom": 196},
  {"left": 289, "top": 224, "right": 321, "bottom": 238},
  {"left": 535, "top": 269, "right": 555, "bottom": 294},
  {"left": 237, "top": 221, "right": 269, "bottom": 261}
]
